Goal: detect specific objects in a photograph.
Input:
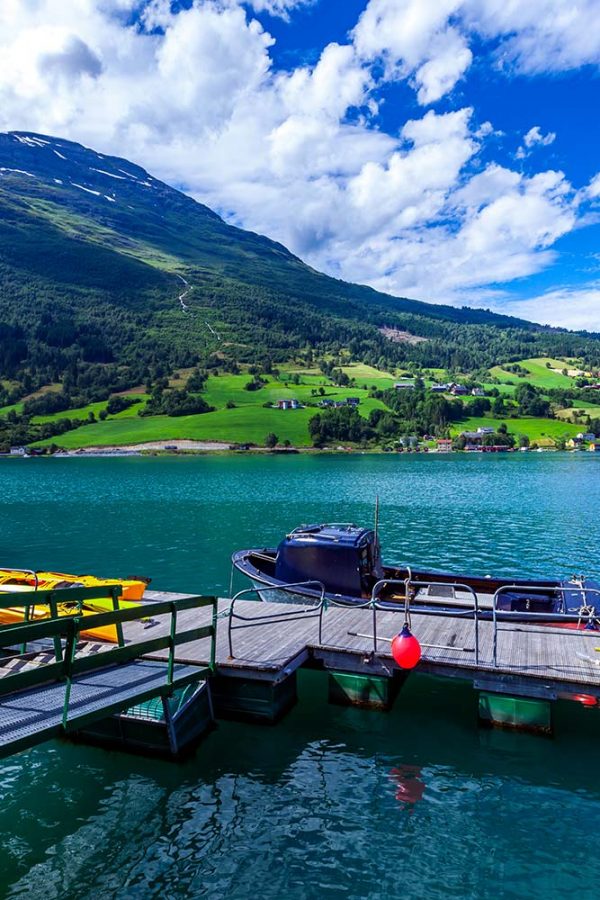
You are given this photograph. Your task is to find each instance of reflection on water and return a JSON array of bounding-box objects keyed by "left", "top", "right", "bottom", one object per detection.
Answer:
[
  {"left": 1, "top": 455, "right": 600, "bottom": 898},
  {"left": 389, "top": 764, "right": 426, "bottom": 806}
]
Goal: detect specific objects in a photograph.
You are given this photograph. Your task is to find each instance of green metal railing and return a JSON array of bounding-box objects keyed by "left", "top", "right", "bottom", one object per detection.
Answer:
[
  {"left": 0, "top": 584, "right": 126, "bottom": 657},
  {"left": 0, "top": 588, "right": 218, "bottom": 735}
]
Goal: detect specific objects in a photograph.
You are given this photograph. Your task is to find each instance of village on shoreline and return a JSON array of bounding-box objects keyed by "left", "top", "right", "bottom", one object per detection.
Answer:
[{"left": 3, "top": 356, "right": 600, "bottom": 458}]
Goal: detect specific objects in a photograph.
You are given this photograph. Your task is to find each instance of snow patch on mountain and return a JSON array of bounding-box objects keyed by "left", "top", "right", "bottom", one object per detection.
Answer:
[
  {"left": 0, "top": 167, "right": 35, "bottom": 177},
  {"left": 91, "top": 167, "right": 127, "bottom": 180},
  {"left": 71, "top": 182, "right": 101, "bottom": 196}
]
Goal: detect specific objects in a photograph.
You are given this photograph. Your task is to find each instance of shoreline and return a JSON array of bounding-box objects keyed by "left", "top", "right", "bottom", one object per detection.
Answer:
[{"left": 5, "top": 442, "right": 576, "bottom": 458}]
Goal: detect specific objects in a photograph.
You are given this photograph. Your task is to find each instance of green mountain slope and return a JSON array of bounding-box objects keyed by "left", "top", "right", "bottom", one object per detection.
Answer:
[{"left": 1, "top": 129, "right": 599, "bottom": 409}]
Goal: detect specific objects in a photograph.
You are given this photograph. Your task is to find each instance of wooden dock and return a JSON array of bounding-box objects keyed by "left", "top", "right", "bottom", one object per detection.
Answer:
[
  {"left": 2, "top": 587, "right": 600, "bottom": 759},
  {"left": 132, "top": 590, "right": 600, "bottom": 726}
]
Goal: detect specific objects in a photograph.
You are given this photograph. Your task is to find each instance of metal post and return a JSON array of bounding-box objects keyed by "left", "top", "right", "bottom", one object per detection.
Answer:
[
  {"left": 228, "top": 595, "right": 235, "bottom": 658},
  {"left": 48, "top": 592, "right": 63, "bottom": 662},
  {"left": 492, "top": 590, "right": 499, "bottom": 667},
  {"left": 112, "top": 586, "right": 124, "bottom": 647},
  {"left": 20, "top": 602, "right": 30, "bottom": 657},
  {"left": 62, "top": 618, "right": 78, "bottom": 730},
  {"left": 210, "top": 597, "right": 217, "bottom": 673},
  {"left": 474, "top": 598, "right": 480, "bottom": 665},
  {"left": 162, "top": 697, "right": 179, "bottom": 755},
  {"left": 167, "top": 602, "right": 177, "bottom": 686},
  {"left": 372, "top": 600, "right": 378, "bottom": 652}
]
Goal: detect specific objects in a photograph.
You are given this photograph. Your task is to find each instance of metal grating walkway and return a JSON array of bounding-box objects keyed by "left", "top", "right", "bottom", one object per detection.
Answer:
[{"left": 0, "top": 659, "right": 202, "bottom": 758}]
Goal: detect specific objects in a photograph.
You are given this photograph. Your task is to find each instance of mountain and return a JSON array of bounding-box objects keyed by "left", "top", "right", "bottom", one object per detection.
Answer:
[{"left": 0, "top": 130, "right": 598, "bottom": 404}]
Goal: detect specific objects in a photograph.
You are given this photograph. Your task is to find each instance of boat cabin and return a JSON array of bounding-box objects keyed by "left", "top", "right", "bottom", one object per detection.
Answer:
[{"left": 275, "top": 524, "right": 384, "bottom": 597}]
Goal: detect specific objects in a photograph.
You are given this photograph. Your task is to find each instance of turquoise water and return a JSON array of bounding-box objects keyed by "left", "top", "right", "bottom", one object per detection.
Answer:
[{"left": 2, "top": 454, "right": 600, "bottom": 898}]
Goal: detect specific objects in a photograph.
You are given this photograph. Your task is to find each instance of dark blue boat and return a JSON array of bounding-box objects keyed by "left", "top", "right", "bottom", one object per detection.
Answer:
[{"left": 232, "top": 523, "right": 600, "bottom": 628}]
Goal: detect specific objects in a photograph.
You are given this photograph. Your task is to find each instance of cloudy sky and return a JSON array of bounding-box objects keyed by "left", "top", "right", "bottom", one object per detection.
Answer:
[{"left": 1, "top": 0, "right": 599, "bottom": 328}]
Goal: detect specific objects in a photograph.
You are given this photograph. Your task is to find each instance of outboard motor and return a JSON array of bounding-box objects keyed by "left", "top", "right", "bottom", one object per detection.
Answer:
[{"left": 275, "top": 524, "right": 383, "bottom": 599}]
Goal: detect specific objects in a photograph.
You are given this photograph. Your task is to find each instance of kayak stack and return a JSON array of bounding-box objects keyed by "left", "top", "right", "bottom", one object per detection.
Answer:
[{"left": 0, "top": 569, "right": 151, "bottom": 642}]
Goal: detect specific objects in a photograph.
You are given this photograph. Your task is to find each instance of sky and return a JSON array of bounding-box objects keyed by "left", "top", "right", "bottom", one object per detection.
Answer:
[{"left": 0, "top": 1, "right": 599, "bottom": 329}]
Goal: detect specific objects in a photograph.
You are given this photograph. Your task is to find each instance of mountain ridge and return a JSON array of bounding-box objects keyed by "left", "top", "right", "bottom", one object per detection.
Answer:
[
  {"left": 1, "top": 129, "right": 598, "bottom": 410},
  {"left": 0, "top": 131, "right": 556, "bottom": 330}
]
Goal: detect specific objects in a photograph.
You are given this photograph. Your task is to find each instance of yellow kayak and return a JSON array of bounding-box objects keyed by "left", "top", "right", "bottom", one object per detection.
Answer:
[
  {"left": 0, "top": 569, "right": 150, "bottom": 642},
  {"left": 0, "top": 602, "right": 128, "bottom": 642},
  {"left": 0, "top": 569, "right": 148, "bottom": 601}
]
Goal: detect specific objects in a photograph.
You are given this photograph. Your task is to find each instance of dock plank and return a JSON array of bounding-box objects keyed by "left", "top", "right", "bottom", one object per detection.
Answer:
[{"left": 123, "top": 597, "right": 600, "bottom": 697}]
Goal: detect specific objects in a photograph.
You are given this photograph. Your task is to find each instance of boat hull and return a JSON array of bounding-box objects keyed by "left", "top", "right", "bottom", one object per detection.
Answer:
[{"left": 232, "top": 549, "right": 600, "bottom": 628}]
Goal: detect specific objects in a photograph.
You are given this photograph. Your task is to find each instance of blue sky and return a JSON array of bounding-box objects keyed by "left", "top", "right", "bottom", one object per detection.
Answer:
[{"left": 1, "top": 0, "right": 599, "bottom": 328}]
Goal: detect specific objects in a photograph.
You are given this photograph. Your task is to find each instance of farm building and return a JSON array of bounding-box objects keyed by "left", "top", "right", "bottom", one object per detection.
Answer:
[{"left": 276, "top": 399, "right": 301, "bottom": 410}]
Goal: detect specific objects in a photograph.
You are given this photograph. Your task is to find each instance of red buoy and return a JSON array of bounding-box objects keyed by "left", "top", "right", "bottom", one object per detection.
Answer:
[
  {"left": 573, "top": 694, "right": 597, "bottom": 707},
  {"left": 391, "top": 624, "right": 421, "bottom": 669}
]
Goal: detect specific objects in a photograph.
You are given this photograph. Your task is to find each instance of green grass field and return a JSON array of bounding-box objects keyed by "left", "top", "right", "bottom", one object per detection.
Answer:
[
  {"left": 450, "top": 415, "right": 581, "bottom": 443},
  {"left": 0, "top": 402, "right": 24, "bottom": 417},
  {"left": 31, "top": 399, "right": 148, "bottom": 425},
  {"left": 202, "top": 374, "right": 378, "bottom": 408},
  {"left": 24, "top": 355, "right": 596, "bottom": 450},
  {"left": 339, "top": 363, "right": 398, "bottom": 389},
  {"left": 32, "top": 373, "right": 388, "bottom": 448},
  {"left": 555, "top": 405, "right": 600, "bottom": 420},
  {"left": 489, "top": 357, "right": 581, "bottom": 390},
  {"left": 33, "top": 407, "right": 316, "bottom": 448},
  {"left": 481, "top": 381, "right": 517, "bottom": 396}
]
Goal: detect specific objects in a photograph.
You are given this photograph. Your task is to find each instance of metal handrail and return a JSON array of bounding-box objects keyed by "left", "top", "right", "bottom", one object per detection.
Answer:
[
  {"left": 228, "top": 581, "right": 326, "bottom": 657},
  {"left": 492, "top": 585, "right": 600, "bottom": 666},
  {"left": 0, "top": 568, "right": 41, "bottom": 653},
  {"left": 0, "top": 568, "right": 39, "bottom": 590},
  {"left": 370, "top": 577, "right": 480, "bottom": 663},
  {"left": 0, "top": 584, "right": 125, "bottom": 657},
  {"left": 0, "top": 593, "right": 218, "bottom": 733}
]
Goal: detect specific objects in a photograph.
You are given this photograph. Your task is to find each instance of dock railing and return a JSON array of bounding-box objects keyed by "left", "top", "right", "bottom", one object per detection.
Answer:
[
  {"left": 492, "top": 585, "right": 600, "bottom": 666},
  {"left": 0, "top": 584, "right": 126, "bottom": 657},
  {"left": 370, "top": 578, "right": 481, "bottom": 664},
  {"left": 0, "top": 588, "right": 218, "bottom": 735},
  {"left": 228, "top": 582, "right": 325, "bottom": 657}
]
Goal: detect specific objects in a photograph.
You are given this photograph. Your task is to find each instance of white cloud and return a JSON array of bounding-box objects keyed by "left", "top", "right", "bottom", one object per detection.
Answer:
[
  {"left": 353, "top": 0, "right": 472, "bottom": 102},
  {"left": 247, "top": 0, "right": 314, "bottom": 18},
  {"left": 516, "top": 125, "right": 557, "bottom": 158},
  {"left": 466, "top": 0, "right": 600, "bottom": 74},
  {"left": 0, "top": 0, "right": 598, "bottom": 330},
  {"left": 524, "top": 126, "right": 556, "bottom": 149},
  {"left": 279, "top": 43, "right": 372, "bottom": 121},
  {"left": 499, "top": 287, "right": 600, "bottom": 331},
  {"left": 353, "top": 0, "right": 600, "bottom": 105},
  {"left": 586, "top": 173, "right": 600, "bottom": 200},
  {"left": 413, "top": 28, "right": 473, "bottom": 104}
]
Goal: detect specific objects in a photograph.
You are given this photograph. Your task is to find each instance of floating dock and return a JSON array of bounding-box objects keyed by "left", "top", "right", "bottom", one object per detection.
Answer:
[
  {"left": 132, "top": 590, "right": 600, "bottom": 732},
  {"left": 1, "top": 587, "right": 600, "bottom": 760},
  {"left": 0, "top": 587, "right": 217, "bottom": 759}
]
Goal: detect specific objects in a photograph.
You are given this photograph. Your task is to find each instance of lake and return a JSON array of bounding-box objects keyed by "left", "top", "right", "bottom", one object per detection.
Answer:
[{"left": 1, "top": 453, "right": 600, "bottom": 898}]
